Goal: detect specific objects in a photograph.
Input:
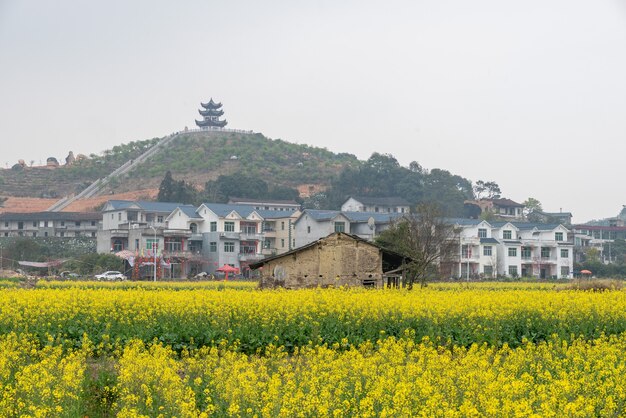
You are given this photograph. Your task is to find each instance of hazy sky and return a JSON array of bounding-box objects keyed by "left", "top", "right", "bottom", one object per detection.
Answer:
[{"left": 1, "top": 1, "right": 625, "bottom": 223}]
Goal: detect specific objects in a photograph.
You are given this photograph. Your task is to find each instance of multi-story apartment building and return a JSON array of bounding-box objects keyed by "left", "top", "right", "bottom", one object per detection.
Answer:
[
  {"left": 0, "top": 212, "right": 101, "bottom": 238},
  {"left": 98, "top": 200, "right": 300, "bottom": 278},
  {"left": 451, "top": 219, "right": 573, "bottom": 279}
]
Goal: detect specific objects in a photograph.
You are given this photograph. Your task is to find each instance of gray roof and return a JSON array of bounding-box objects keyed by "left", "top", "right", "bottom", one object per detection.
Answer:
[
  {"left": 348, "top": 196, "right": 410, "bottom": 206},
  {"left": 343, "top": 212, "right": 402, "bottom": 223},
  {"left": 228, "top": 197, "right": 300, "bottom": 206},
  {"left": 301, "top": 209, "right": 342, "bottom": 221},
  {"left": 202, "top": 203, "right": 295, "bottom": 219},
  {"left": 480, "top": 238, "right": 499, "bottom": 244},
  {"left": 179, "top": 206, "right": 203, "bottom": 219},
  {"left": 105, "top": 200, "right": 193, "bottom": 213},
  {"left": 0, "top": 212, "right": 101, "bottom": 222}
]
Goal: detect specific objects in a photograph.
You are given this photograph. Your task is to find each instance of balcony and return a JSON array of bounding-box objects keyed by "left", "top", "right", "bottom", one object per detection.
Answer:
[
  {"left": 240, "top": 232, "right": 264, "bottom": 241},
  {"left": 164, "top": 229, "right": 192, "bottom": 238},
  {"left": 238, "top": 253, "right": 265, "bottom": 262},
  {"left": 219, "top": 231, "right": 240, "bottom": 240},
  {"left": 109, "top": 229, "right": 129, "bottom": 237},
  {"left": 189, "top": 233, "right": 203, "bottom": 241},
  {"left": 261, "top": 248, "right": 278, "bottom": 257},
  {"left": 162, "top": 249, "right": 195, "bottom": 258}
]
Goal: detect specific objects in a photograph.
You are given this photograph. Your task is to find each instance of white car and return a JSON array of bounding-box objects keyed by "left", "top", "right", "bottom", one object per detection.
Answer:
[{"left": 95, "top": 271, "right": 126, "bottom": 281}]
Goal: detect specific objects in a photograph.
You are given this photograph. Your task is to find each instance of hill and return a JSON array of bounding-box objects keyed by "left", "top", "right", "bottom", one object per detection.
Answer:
[{"left": 0, "top": 131, "right": 357, "bottom": 199}]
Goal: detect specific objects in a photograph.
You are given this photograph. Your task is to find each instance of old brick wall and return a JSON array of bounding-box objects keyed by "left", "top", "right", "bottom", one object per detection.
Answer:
[{"left": 259, "top": 234, "right": 383, "bottom": 289}]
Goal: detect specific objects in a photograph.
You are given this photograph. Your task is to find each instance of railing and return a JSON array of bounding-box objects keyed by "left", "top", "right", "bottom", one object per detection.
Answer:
[
  {"left": 46, "top": 127, "right": 255, "bottom": 211},
  {"left": 219, "top": 232, "right": 240, "bottom": 240},
  {"left": 238, "top": 253, "right": 265, "bottom": 261}
]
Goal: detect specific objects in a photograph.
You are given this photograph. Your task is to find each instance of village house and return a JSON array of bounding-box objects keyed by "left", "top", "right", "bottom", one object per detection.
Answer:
[
  {"left": 0, "top": 211, "right": 100, "bottom": 238},
  {"left": 293, "top": 209, "right": 402, "bottom": 248},
  {"left": 464, "top": 198, "right": 525, "bottom": 220},
  {"left": 449, "top": 218, "right": 574, "bottom": 279},
  {"left": 341, "top": 196, "right": 410, "bottom": 214},
  {"left": 250, "top": 232, "right": 406, "bottom": 289}
]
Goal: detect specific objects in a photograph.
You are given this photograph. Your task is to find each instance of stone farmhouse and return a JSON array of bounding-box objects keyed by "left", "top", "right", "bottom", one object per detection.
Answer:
[{"left": 250, "top": 232, "right": 406, "bottom": 289}]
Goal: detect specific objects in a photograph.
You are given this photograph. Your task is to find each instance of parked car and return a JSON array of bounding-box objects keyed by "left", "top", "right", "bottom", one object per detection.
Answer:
[
  {"left": 58, "top": 271, "right": 80, "bottom": 280},
  {"left": 95, "top": 271, "right": 126, "bottom": 281}
]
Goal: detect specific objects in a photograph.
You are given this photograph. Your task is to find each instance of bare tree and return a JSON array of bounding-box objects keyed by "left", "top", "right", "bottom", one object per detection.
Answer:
[{"left": 376, "top": 203, "right": 459, "bottom": 289}]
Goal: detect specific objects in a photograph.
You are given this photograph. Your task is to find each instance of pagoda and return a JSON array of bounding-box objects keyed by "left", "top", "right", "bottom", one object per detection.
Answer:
[{"left": 195, "top": 98, "right": 228, "bottom": 129}]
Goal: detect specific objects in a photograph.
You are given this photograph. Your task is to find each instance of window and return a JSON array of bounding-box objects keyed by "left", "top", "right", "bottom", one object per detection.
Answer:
[
  {"left": 483, "top": 246, "right": 492, "bottom": 256},
  {"left": 224, "top": 242, "right": 235, "bottom": 252},
  {"left": 59, "top": 232, "right": 64, "bottom": 237},
  {"left": 44, "top": 232, "right": 48, "bottom": 237},
  {"left": 32, "top": 222, "right": 37, "bottom": 227},
  {"left": 3, "top": 222, "right": 8, "bottom": 227},
  {"left": 484, "top": 265, "right": 493, "bottom": 278},
  {"left": 307, "top": 226, "right": 311, "bottom": 233},
  {"left": 135, "top": 239, "right": 140, "bottom": 250},
  {"left": 521, "top": 247, "right": 532, "bottom": 259},
  {"left": 478, "top": 228, "right": 487, "bottom": 238},
  {"left": 91, "top": 221, "right": 96, "bottom": 226},
  {"left": 281, "top": 239, "right": 285, "bottom": 248},
  {"left": 210, "top": 222, "right": 217, "bottom": 232},
  {"left": 32, "top": 232, "right": 37, "bottom": 237},
  {"left": 224, "top": 221, "right": 235, "bottom": 232},
  {"left": 503, "top": 230, "right": 512, "bottom": 240},
  {"left": 118, "top": 213, "right": 121, "bottom": 221},
  {"left": 157, "top": 216, "right": 164, "bottom": 223},
  {"left": 146, "top": 239, "right": 158, "bottom": 250},
  {"left": 263, "top": 239, "right": 271, "bottom": 249},
  {"left": 508, "top": 247, "right": 517, "bottom": 257},
  {"left": 560, "top": 248, "right": 569, "bottom": 258},
  {"left": 508, "top": 266, "right": 518, "bottom": 277},
  {"left": 561, "top": 266, "right": 570, "bottom": 277},
  {"left": 91, "top": 232, "right": 96, "bottom": 237},
  {"left": 541, "top": 247, "right": 551, "bottom": 259},
  {"left": 3, "top": 233, "right": 7, "bottom": 237},
  {"left": 334, "top": 222, "right": 346, "bottom": 233},
  {"left": 281, "top": 221, "right": 285, "bottom": 231},
  {"left": 75, "top": 221, "right": 81, "bottom": 227},
  {"left": 210, "top": 242, "right": 217, "bottom": 252},
  {"left": 61, "top": 221, "right": 65, "bottom": 226},
  {"left": 44, "top": 221, "right": 49, "bottom": 227},
  {"left": 555, "top": 232, "right": 563, "bottom": 241},
  {"left": 17, "top": 222, "right": 23, "bottom": 230},
  {"left": 165, "top": 238, "right": 183, "bottom": 252},
  {"left": 461, "top": 245, "right": 472, "bottom": 258}
]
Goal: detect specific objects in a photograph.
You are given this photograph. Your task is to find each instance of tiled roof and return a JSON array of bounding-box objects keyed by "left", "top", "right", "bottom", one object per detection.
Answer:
[
  {"left": 302, "top": 209, "right": 342, "bottom": 221},
  {"left": 343, "top": 212, "right": 402, "bottom": 223},
  {"left": 0, "top": 211, "right": 101, "bottom": 221},
  {"left": 480, "top": 238, "right": 499, "bottom": 244},
  {"left": 179, "top": 206, "right": 202, "bottom": 219},
  {"left": 228, "top": 197, "right": 300, "bottom": 206},
  {"left": 105, "top": 200, "right": 193, "bottom": 213},
  {"left": 348, "top": 196, "right": 410, "bottom": 206},
  {"left": 202, "top": 203, "right": 295, "bottom": 219}
]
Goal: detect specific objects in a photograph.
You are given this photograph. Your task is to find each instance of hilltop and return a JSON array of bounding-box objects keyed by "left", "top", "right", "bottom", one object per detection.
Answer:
[{"left": 0, "top": 131, "right": 357, "bottom": 200}]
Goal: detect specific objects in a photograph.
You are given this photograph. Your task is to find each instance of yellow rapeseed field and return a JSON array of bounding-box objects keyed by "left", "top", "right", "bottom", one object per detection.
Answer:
[{"left": 1, "top": 282, "right": 626, "bottom": 416}]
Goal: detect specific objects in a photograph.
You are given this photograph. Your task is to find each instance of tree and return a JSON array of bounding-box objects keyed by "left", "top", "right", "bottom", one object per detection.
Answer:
[
  {"left": 474, "top": 180, "right": 501, "bottom": 199},
  {"left": 375, "top": 203, "right": 459, "bottom": 289},
  {"left": 158, "top": 171, "right": 176, "bottom": 201},
  {"left": 523, "top": 197, "right": 543, "bottom": 219},
  {"left": 158, "top": 171, "right": 197, "bottom": 204}
]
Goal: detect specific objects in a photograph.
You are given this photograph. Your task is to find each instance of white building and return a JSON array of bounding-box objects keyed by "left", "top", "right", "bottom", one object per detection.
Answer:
[
  {"left": 341, "top": 196, "right": 410, "bottom": 214},
  {"left": 451, "top": 219, "right": 573, "bottom": 279}
]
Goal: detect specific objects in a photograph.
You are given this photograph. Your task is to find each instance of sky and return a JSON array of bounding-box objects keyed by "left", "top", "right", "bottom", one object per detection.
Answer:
[{"left": 1, "top": 0, "right": 625, "bottom": 223}]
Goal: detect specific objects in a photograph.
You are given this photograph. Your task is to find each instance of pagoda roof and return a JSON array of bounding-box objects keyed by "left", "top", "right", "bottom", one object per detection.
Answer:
[
  {"left": 200, "top": 98, "right": 223, "bottom": 110},
  {"left": 198, "top": 108, "right": 224, "bottom": 117},
  {"left": 195, "top": 119, "right": 228, "bottom": 128}
]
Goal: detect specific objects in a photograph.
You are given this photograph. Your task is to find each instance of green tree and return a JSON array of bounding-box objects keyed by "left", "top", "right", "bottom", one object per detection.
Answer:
[{"left": 158, "top": 171, "right": 176, "bottom": 202}]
